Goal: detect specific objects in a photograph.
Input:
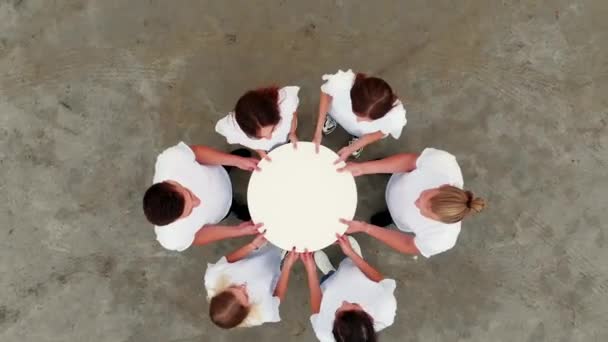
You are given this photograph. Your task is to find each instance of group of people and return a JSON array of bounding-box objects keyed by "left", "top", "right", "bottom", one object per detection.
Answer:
[{"left": 142, "top": 69, "right": 486, "bottom": 341}]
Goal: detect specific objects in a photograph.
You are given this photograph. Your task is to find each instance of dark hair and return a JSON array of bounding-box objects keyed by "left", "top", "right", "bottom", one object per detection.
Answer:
[
  {"left": 142, "top": 182, "right": 184, "bottom": 226},
  {"left": 209, "top": 290, "right": 251, "bottom": 329},
  {"left": 350, "top": 73, "right": 397, "bottom": 120},
  {"left": 332, "top": 310, "right": 377, "bottom": 342},
  {"left": 234, "top": 87, "right": 280, "bottom": 138}
]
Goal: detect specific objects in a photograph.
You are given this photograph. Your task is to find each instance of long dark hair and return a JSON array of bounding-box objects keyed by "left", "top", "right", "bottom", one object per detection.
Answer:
[
  {"left": 234, "top": 87, "right": 280, "bottom": 138},
  {"left": 350, "top": 73, "right": 397, "bottom": 120}
]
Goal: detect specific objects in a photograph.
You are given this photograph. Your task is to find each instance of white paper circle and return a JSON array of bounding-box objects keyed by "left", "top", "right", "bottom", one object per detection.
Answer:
[{"left": 247, "top": 142, "right": 357, "bottom": 252}]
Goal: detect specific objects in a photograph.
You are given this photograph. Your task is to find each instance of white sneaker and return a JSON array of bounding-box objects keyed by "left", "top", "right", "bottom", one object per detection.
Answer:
[
  {"left": 322, "top": 115, "right": 337, "bottom": 135},
  {"left": 314, "top": 250, "right": 336, "bottom": 275},
  {"left": 347, "top": 236, "right": 363, "bottom": 259},
  {"left": 348, "top": 136, "right": 363, "bottom": 159}
]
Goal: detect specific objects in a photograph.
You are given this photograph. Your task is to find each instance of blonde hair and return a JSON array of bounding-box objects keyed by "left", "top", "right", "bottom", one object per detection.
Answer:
[{"left": 430, "top": 185, "right": 486, "bottom": 224}]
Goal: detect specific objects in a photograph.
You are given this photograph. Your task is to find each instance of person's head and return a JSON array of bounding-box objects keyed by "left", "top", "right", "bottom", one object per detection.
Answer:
[
  {"left": 332, "top": 301, "right": 377, "bottom": 342},
  {"left": 234, "top": 87, "right": 280, "bottom": 139},
  {"left": 142, "top": 181, "right": 201, "bottom": 226},
  {"left": 350, "top": 73, "right": 397, "bottom": 121},
  {"left": 209, "top": 284, "right": 251, "bottom": 329},
  {"left": 415, "top": 185, "right": 486, "bottom": 224}
]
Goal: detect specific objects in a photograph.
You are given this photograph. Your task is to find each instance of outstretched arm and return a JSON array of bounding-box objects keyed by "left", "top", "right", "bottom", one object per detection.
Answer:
[
  {"left": 190, "top": 144, "right": 260, "bottom": 171},
  {"left": 312, "top": 92, "right": 333, "bottom": 153},
  {"left": 301, "top": 252, "right": 322, "bottom": 314},
  {"left": 273, "top": 249, "right": 298, "bottom": 300},
  {"left": 338, "top": 153, "right": 419, "bottom": 176},
  {"left": 225, "top": 233, "right": 267, "bottom": 263},
  {"left": 336, "top": 234, "right": 383, "bottom": 282},
  {"left": 342, "top": 219, "right": 420, "bottom": 255},
  {"left": 193, "top": 221, "right": 262, "bottom": 248}
]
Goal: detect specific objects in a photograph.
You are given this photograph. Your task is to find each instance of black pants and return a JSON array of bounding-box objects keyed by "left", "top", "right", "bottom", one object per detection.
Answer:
[{"left": 222, "top": 148, "right": 252, "bottom": 221}]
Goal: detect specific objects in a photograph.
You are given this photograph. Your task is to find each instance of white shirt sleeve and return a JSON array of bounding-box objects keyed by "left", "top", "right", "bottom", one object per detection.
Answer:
[
  {"left": 153, "top": 142, "right": 196, "bottom": 183},
  {"left": 320, "top": 69, "right": 356, "bottom": 97},
  {"left": 310, "top": 314, "right": 336, "bottom": 342},
  {"left": 214, "top": 113, "right": 274, "bottom": 151},
  {"left": 416, "top": 148, "right": 464, "bottom": 187},
  {"left": 154, "top": 224, "right": 196, "bottom": 252},
  {"left": 203, "top": 256, "right": 229, "bottom": 299},
  {"left": 378, "top": 101, "right": 407, "bottom": 139},
  {"left": 372, "top": 279, "right": 398, "bottom": 330},
  {"left": 279, "top": 86, "right": 300, "bottom": 116},
  {"left": 414, "top": 229, "right": 459, "bottom": 258}
]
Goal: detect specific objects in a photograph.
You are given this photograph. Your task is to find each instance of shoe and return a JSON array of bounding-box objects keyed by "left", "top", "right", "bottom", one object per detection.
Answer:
[
  {"left": 348, "top": 136, "right": 363, "bottom": 159},
  {"left": 322, "top": 115, "right": 337, "bottom": 135},
  {"left": 370, "top": 210, "right": 393, "bottom": 227},
  {"left": 231, "top": 202, "right": 251, "bottom": 221},
  {"left": 314, "top": 250, "right": 336, "bottom": 275},
  {"left": 347, "top": 236, "right": 363, "bottom": 259}
]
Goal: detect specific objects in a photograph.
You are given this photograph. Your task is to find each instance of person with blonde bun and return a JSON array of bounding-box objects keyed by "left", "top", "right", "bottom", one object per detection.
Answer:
[{"left": 338, "top": 148, "right": 485, "bottom": 258}]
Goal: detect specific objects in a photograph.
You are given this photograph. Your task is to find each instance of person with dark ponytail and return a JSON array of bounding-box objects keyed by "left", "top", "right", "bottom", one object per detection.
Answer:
[
  {"left": 312, "top": 70, "right": 407, "bottom": 162},
  {"left": 216, "top": 85, "right": 300, "bottom": 161},
  {"left": 302, "top": 235, "right": 397, "bottom": 341},
  {"left": 338, "top": 148, "right": 486, "bottom": 258}
]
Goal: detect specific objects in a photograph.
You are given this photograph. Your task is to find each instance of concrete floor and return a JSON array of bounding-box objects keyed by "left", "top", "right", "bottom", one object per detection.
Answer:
[{"left": 1, "top": 0, "right": 607, "bottom": 341}]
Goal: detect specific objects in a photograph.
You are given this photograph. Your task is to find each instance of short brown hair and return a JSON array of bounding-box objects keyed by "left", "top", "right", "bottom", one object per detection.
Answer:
[
  {"left": 350, "top": 73, "right": 397, "bottom": 120},
  {"left": 142, "top": 182, "right": 184, "bottom": 226},
  {"left": 209, "top": 290, "right": 250, "bottom": 329},
  {"left": 431, "top": 185, "right": 486, "bottom": 224},
  {"left": 235, "top": 87, "right": 280, "bottom": 138}
]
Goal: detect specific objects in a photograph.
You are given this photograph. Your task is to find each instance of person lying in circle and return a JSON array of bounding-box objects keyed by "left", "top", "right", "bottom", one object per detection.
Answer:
[{"left": 339, "top": 148, "right": 486, "bottom": 258}]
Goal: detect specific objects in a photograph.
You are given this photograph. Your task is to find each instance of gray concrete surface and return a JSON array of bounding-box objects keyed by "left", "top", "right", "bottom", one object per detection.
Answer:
[{"left": 1, "top": 0, "right": 607, "bottom": 341}]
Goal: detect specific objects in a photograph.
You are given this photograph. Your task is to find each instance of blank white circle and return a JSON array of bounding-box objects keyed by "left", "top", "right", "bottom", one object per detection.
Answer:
[{"left": 247, "top": 142, "right": 357, "bottom": 252}]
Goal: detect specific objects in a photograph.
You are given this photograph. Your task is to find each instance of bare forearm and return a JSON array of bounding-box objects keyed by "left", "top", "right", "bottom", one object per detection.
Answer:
[
  {"left": 290, "top": 112, "right": 298, "bottom": 134},
  {"left": 348, "top": 253, "right": 384, "bottom": 282},
  {"left": 306, "top": 270, "right": 322, "bottom": 314},
  {"left": 193, "top": 225, "right": 241, "bottom": 247},
  {"left": 273, "top": 264, "right": 294, "bottom": 300},
  {"left": 315, "top": 92, "right": 332, "bottom": 135},
  {"left": 225, "top": 241, "right": 256, "bottom": 263},
  {"left": 364, "top": 224, "right": 420, "bottom": 255},
  {"left": 350, "top": 131, "right": 384, "bottom": 150},
  {"left": 359, "top": 153, "right": 419, "bottom": 175},
  {"left": 190, "top": 145, "right": 239, "bottom": 167}
]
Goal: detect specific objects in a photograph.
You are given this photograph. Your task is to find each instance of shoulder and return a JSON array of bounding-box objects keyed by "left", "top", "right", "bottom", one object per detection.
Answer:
[
  {"left": 156, "top": 142, "right": 195, "bottom": 165},
  {"left": 414, "top": 223, "right": 461, "bottom": 258},
  {"left": 278, "top": 86, "right": 301, "bottom": 114},
  {"left": 154, "top": 223, "right": 197, "bottom": 252},
  {"left": 321, "top": 69, "right": 356, "bottom": 96},
  {"left": 416, "top": 148, "right": 463, "bottom": 185}
]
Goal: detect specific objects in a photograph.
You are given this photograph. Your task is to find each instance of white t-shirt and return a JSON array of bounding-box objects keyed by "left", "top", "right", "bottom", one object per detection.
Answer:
[
  {"left": 152, "top": 142, "right": 232, "bottom": 252},
  {"left": 310, "top": 259, "right": 397, "bottom": 342},
  {"left": 385, "top": 148, "right": 464, "bottom": 258},
  {"left": 320, "top": 69, "right": 406, "bottom": 139},
  {"left": 204, "top": 245, "right": 282, "bottom": 327},
  {"left": 215, "top": 86, "right": 300, "bottom": 151}
]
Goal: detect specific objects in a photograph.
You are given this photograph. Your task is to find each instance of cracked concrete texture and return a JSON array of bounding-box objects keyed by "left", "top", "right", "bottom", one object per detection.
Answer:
[{"left": 1, "top": 0, "right": 607, "bottom": 341}]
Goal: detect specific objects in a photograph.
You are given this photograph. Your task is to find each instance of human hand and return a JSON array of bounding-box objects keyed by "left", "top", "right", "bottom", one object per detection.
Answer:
[
  {"left": 284, "top": 247, "right": 299, "bottom": 268},
  {"left": 335, "top": 233, "right": 355, "bottom": 257},
  {"left": 250, "top": 232, "right": 267, "bottom": 249},
  {"left": 237, "top": 221, "right": 264, "bottom": 236},
  {"left": 257, "top": 150, "right": 272, "bottom": 162},
  {"left": 299, "top": 249, "right": 316, "bottom": 273},
  {"left": 235, "top": 156, "right": 261, "bottom": 172},
  {"left": 336, "top": 162, "right": 364, "bottom": 176},
  {"left": 289, "top": 132, "right": 298, "bottom": 149},
  {"left": 334, "top": 146, "right": 353, "bottom": 164},
  {"left": 339, "top": 218, "right": 369, "bottom": 234},
  {"left": 312, "top": 133, "right": 322, "bottom": 154}
]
